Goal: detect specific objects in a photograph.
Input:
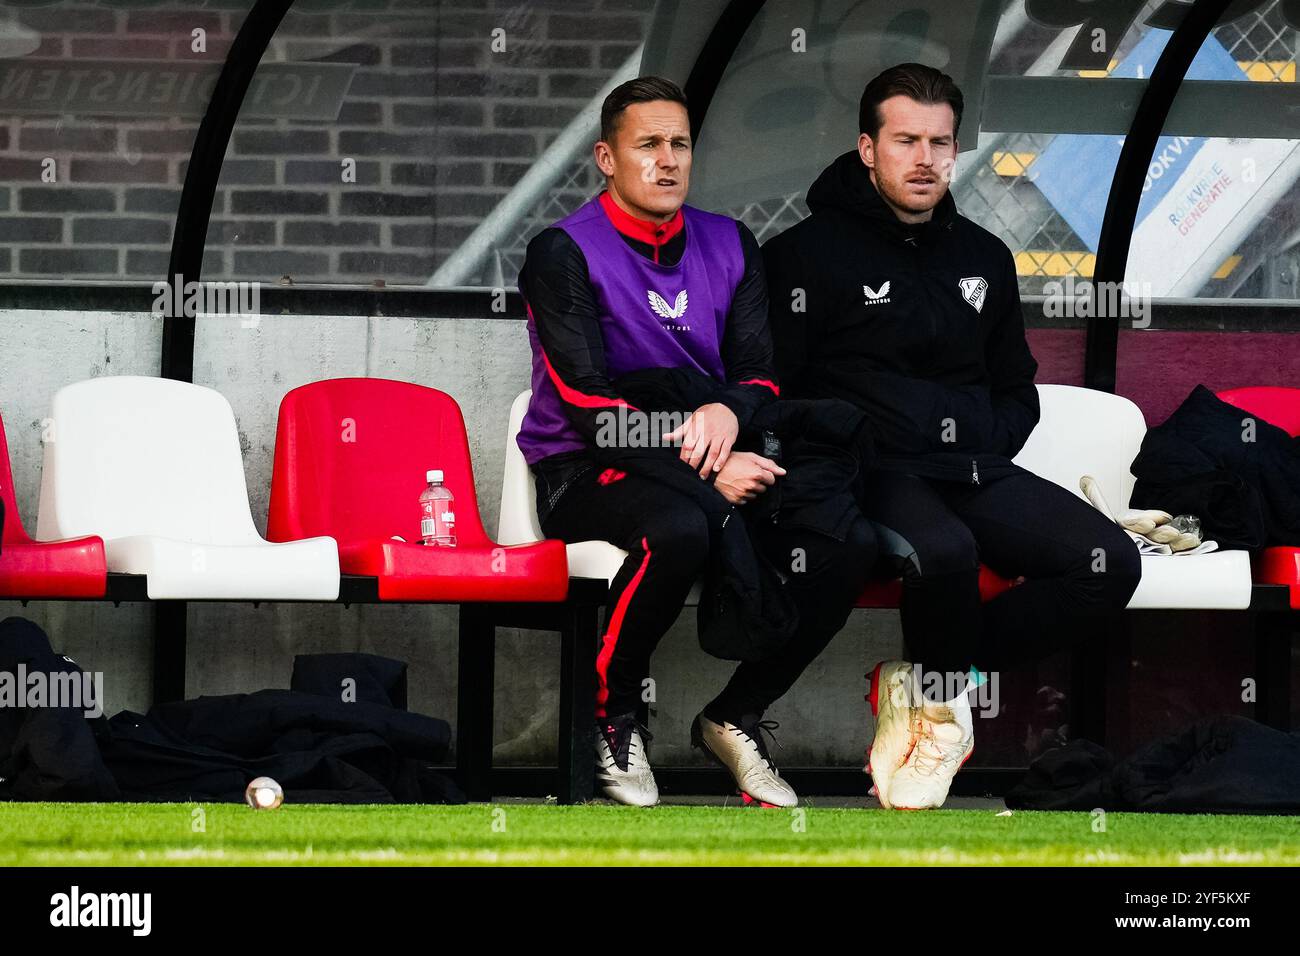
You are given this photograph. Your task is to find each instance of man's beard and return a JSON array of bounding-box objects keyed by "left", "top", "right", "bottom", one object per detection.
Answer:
[{"left": 882, "top": 172, "right": 942, "bottom": 215}]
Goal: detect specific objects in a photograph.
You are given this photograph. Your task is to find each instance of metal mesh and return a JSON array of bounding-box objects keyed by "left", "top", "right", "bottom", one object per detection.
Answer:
[
  {"left": 479, "top": 3, "right": 1295, "bottom": 295},
  {"left": 959, "top": 131, "right": 1089, "bottom": 291},
  {"left": 1219, "top": 0, "right": 1297, "bottom": 77},
  {"left": 487, "top": 151, "right": 603, "bottom": 288},
  {"left": 715, "top": 1, "right": 1296, "bottom": 298},
  {"left": 962, "top": 1, "right": 1297, "bottom": 295}
]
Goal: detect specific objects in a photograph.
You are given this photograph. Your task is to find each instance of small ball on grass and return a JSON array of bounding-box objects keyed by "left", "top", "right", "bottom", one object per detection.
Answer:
[{"left": 245, "top": 776, "right": 284, "bottom": 810}]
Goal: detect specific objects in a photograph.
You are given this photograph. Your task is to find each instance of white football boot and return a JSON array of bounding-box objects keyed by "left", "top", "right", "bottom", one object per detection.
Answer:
[
  {"left": 887, "top": 680, "right": 976, "bottom": 810},
  {"left": 594, "top": 714, "right": 659, "bottom": 807},
  {"left": 692, "top": 713, "right": 799, "bottom": 808},
  {"left": 865, "top": 660, "right": 922, "bottom": 809}
]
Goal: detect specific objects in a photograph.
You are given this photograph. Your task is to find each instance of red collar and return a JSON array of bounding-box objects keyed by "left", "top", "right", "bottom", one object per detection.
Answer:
[{"left": 599, "top": 191, "right": 684, "bottom": 248}]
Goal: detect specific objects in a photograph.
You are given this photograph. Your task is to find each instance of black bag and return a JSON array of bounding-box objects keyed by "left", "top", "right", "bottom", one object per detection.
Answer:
[
  {"left": 100, "top": 653, "right": 461, "bottom": 804},
  {"left": 0, "top": 616, "right": 120, "bottom": 801},
  {"left": 0, "top": 616, "right": 463, "bottom": 804},
  {"left": 1007, "top": 715, "right": 1300, "bottom": 814},
  {"left": 1130, "top": 385, "right": 1300, "bottom": 551}
]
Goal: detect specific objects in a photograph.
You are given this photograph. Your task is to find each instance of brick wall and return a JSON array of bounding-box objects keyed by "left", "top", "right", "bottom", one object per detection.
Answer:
[{"left": 0, "top": 0, "right": 654, "bottom": 286}]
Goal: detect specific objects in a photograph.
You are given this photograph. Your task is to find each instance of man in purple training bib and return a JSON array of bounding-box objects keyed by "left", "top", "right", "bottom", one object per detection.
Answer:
[{"left": 518, "top": 77, "right": 876, "bottom": 807}]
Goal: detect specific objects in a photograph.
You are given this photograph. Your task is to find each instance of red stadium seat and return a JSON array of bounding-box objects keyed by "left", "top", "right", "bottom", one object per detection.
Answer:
[
  {"left": 854, "top": 564, "right": 1017, "bottom": 609},
  {"left": 1218, "top": 386, "right": 1300, "bottom": 609},
  {"left": 1218, "top": 386, "right": 1300, "bottom": 437},
  {"left": 267, "top": 378, "right": 568, "bottom": 602},
  {"left": 0, "top": 411, "right": 106, "bottom": 598}
]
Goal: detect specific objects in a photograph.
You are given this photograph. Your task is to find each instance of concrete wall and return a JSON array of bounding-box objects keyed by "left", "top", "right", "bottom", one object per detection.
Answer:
[{"left": 0, "top": 309, "right": 904, "bottom": 768}]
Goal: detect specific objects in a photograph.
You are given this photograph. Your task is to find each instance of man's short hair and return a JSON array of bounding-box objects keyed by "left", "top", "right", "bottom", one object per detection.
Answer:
[
  {"left": 858, "top": 63, "right": 964, "bottom": 141},
  {"left": 600, "top": 76, "right": 689, "bottom": 144}
]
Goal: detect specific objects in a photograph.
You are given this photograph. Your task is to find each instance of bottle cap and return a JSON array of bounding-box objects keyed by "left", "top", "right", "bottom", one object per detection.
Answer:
[{"left": 427, "top": 469, "right": 443, "bottom": 484}]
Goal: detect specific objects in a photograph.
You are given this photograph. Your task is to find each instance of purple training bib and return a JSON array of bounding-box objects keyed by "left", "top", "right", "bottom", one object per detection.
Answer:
[{"left": 518, "top": 196, "right": 745, "bottom": 465}]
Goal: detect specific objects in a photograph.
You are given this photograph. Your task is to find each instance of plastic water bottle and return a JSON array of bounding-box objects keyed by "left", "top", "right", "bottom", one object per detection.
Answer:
[{"left": 419, "top": 469, "right": 456, "bottom": 547}]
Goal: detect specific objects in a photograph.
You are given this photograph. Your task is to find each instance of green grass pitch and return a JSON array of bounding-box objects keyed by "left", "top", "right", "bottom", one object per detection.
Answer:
[{"left": 2, "top": 802, "right": 1298, "bottom": 866}]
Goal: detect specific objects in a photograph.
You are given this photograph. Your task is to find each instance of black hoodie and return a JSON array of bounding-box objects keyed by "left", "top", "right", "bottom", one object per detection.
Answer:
[{"left": 762, "top": 149, "right": 1040, "bottom": 484}]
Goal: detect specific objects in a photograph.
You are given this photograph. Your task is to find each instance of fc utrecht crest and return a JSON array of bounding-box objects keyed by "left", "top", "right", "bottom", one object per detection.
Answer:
[
  {"left": 959, "top": 276, "right": 988, "bottom": 313},
  {"left": 648, "top": 289, "right": 688, "bottom": 320}
]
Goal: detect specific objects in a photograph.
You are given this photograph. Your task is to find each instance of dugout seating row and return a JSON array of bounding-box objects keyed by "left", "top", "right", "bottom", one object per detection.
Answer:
[
  {"left": 8, "top": 377, "right": 1295, "bottom": 607},
  {"left": 1, "top": 376, "right": 1298, "bottom": 803},
  {"left": 501, "top": 384, "right": 1300, "bottom": 612},
  {"left": 2, "top": 375, "right": 568, "bottom": 602}
]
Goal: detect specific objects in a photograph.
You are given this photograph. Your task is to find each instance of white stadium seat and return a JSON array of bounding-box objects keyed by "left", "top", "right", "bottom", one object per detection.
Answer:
[
  {"left": 1014, "top": 384, "right": 1252, "bottom": 610},
  {"left": 35, "top": 376, "right": 340, "bottom": 601},
  {"left": 498, "top": 389, "right": 627, "bottom": 583}
]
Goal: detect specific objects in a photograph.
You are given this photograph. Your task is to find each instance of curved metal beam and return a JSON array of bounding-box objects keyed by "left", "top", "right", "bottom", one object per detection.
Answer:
[
  {"left": 163, "top": 0, "right": 296, "bottom": 383},
  {"left": 1086, "top": 0, "right": 1234, "bottom": 393},
  {"left": 683, "top": 0, "right": 769, "bottom": 143}
]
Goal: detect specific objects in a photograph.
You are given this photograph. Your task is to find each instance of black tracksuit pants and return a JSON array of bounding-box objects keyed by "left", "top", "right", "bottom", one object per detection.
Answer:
[
  {"left": 536, "top": 462, "right": 876, "bottom": 721},
  {"left": 858, "top": 468, "right": 1142, "bottom": 699}
]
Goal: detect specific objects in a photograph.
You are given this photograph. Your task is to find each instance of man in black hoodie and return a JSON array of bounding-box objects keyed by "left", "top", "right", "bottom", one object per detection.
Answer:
[{"left": 763, "top": 64, "right": 1140, "bottom": 810}]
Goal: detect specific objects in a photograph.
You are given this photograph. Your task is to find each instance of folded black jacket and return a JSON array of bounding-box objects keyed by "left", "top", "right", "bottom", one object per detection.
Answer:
[
  {"left": 1007, "top": 715, "right": 1300, "bottom": 814},
  {"left": 0, "top": 616, "right": 463, "bottom": 804},
  {"left": 600, "top": 367, "right": 873, "bottom": 662},
  {"left": 0, "top": 616, "right": 119, "bottom": 801},
  {"left": 99, "top": 651, "right": 462, "bottom": 804},
  {"left": 763, "top": 149, "right": 1040, "bottom": 485},
  {"left": 1130, "top": 385, "right": 1300, "bottom": 551},
  {"left": 99, "top": 685, "right": 461, "bottom": 804}
]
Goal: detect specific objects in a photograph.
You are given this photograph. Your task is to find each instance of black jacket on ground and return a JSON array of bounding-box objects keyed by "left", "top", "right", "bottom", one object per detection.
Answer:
[
  {"left": 604, "top": 366, "right": 874, "bottom": 662},
  {"left": 1007, "top": 715, "right": 1300, "bottom": 814},
  {"left": 1129, "top": 385, "right": 1300, "bottom": 552},
  {"left": 763, "top": 149, "right": 1040, "bottom": 484},
  {"left": 0, "top": 616, "right": 119, "bottom": 801},
  {"left": 99, "top": 684, "right": 462, "bottom": 804},
  {"left": 0, "top": 616, "right": 463, "bottom": 803}
]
